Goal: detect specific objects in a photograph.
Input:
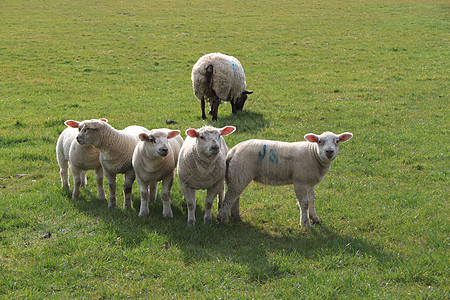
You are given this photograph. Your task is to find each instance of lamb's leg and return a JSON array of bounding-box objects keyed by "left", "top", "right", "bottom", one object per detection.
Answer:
[
  {"left": 308, "top": 188, "right": 320, "bottom": 224},
  {"left": 80, "top": 170, "right": 87, "bottom": 189},
  {"left": 217, "top": 181, "right": 225, "bottom": 209},
  {"left": 204, "top": 182, "right": 223, "bottom": 223},
  {"left": 294, "top": 183, "right": 312, "bottom": 228},
  {"left": 123, "top": 170, "right": 135, "bottom": 210},
  {"left": 137, "top": 176, "right": 150, "bottom": 217},
  {"left": 161, "top": 175, "right": 174, "bottom": 219},
  {"left": 59, "top": 160, "right": 70, "bottom": 190},
  {"left": 231, "top": 102, "right": 237, "bottom": 114},
  {"left": 149, "top": 181, "right": 158, "bottom": 203},
  {"left": 104, "top": 170, "right": 117, "bottom": 208},
  {"left": 71, "top": 166, "right": 82, "bottom": 200},
  {"left": 95, "top": 166, "right": 106, "bottom": 201},
  {"left": 230, "top": 196, "right": 241, "bottom": 221},
  {"left": 201, "top": 97, "right": 207, "bottom": 120},
  {"left": 180, "top": 182, "right": 196, "bottom": 226}
]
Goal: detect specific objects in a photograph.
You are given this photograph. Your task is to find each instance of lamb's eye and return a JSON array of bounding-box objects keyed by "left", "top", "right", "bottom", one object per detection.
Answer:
[
  {"left": 199, "top": 135, "right": 205, "bottom": 140},
  {"left": 149, "top": 138, "right": 156, "bottom": 144},
  {"left": 336, "top": 139, "right": 340, "bottom": 143}
]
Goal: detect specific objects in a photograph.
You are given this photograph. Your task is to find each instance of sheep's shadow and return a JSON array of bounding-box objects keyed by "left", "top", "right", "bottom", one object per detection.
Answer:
[
  {"left": 70, "top": 187, "right": 394, "bottom": 283},
  {"left": 207, "top": 110, "right": 268, "bottom": 133}
]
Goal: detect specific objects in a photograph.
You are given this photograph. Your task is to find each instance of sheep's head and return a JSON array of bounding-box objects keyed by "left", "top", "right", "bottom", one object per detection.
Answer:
[
  {"left": 186, "top": 126, "right": 236, "bottom": 157},
  {"left": 304, "top": 131, "right": 353, "bottom": 162},
  {"left": 139, "top": 129, "right": 180, "bottom": 158},
  {"left": 65, "top": 118, "right": 108, "bottom": 147},
  {"left": 234, "top": 90, "right": 253, "bottom": 112}
]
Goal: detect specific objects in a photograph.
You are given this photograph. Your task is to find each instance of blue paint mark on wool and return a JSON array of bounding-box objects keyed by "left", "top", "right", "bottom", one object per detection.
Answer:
[
  {"left": 258, "top": 145, "right": 267, "bottom": 160},
  {"left": 230, "top": 60, "right": 236, "bottom": 68}
]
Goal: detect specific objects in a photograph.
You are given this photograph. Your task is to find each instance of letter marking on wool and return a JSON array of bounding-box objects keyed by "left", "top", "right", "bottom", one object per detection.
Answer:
[
  {"left": 258, "top": 145, "right": 267, "bottom": 160},
  {"left": 269, "top": 149, "right": 279, "bottom": 164}
]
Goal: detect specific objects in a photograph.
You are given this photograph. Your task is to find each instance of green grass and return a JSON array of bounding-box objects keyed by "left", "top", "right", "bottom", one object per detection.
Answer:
[{"left": 1, "top": 0, "right": 448, "bottom": 298}]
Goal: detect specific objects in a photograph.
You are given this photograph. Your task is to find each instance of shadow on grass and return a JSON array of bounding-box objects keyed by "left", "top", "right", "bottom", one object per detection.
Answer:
[
  {"left": 69, "top": 187, "right": 395, "bottom": 283},
  {"left": 206, "top": 110, "right": 268, "bottom": 133}
]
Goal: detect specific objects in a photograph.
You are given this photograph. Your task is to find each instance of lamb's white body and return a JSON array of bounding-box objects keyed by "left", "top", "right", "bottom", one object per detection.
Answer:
[
  {"left": 177, "top": 125, "right": 236, "bottom": 226},
  {"left": 217, "top": 132, "right": 353, "bottom": 228},
  {"left": 56, "top": 120, "right": 106, "bottom": 200},
  {"left": 75, "top": 119, "right": 148, "bottom": 209},
  {"left": 191, "top": 53, "right": 252, "bottom": 121},
  {"left": 132, "top": 129, "right": 183, "bottom": 218}
]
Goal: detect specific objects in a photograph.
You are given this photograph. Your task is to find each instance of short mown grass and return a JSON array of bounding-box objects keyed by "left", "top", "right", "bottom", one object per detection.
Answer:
[{"left": 1, "top": 0, "right": 448, "bottom": 298}]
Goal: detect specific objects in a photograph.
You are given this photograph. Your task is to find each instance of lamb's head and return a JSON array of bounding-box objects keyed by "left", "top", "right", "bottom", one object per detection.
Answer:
[
  {"left": 139, "top": 129, "right": 180, "bottom": 158},
  {"left": 234, "top": 90, "right": 253, "bottom": 112},
  {"left": 65, "top": 118, "right": 108, "bottom": 147},
  {"left": 186, "top": 126, "right": 236, "bottom": 157},
  {"left": 304, "top": 131, "right": 353, "bottom": 162}
]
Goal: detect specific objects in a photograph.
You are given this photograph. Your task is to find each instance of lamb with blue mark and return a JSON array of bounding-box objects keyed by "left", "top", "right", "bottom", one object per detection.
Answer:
[{"left": 217, "top": 131, "right": 353, "bottom": 228}]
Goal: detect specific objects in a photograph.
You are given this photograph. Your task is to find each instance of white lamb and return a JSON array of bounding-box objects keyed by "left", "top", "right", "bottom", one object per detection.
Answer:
[
  {"left": 177, "top": 125, "right": 236, "bottom": 226},
  {"left": 216, "top": 131, "right": 353, "bottom": 228},
  {"left": 56, "top": 119, "right": 107, "bottom": 201},
  {"left": 75, "top": 119, "right": 148, "bottom": 210},
  {"left": 191, "top": 52, "right": 253, "bottom": 122},
  {"left": 132, "top": 129, "right": 184, "bottom": 218}
]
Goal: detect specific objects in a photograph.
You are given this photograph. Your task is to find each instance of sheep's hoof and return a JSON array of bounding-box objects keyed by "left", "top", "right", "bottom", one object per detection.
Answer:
[
  {"left": 311, "top": 218, "right": 321, "bottom": 225},
  {"left": 216, "top": 215, "right": 226, "bottom": 225},
  {"left": 138, "top": 210, "right": 149, "bottom": 217},
  {"left": 187, "top": 219, "right": 196, "bottom": 227},
  {"left": 204, "top": 215, "right": 213, "bottom": 223}
]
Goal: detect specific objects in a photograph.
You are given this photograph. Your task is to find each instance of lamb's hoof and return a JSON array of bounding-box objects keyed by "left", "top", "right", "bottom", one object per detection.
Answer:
[
  {"left": 163, "top": 211, "right": 173, "bottom": 219},
  {"left": 187, "top": 219, "right": 196, "bottom": 227},
  {"left": 216, "top": 215, "right": 226, "bottom": 225},
  {"left": 204, "top": 215, "right": 213, "bottom": 224},
  {"left": 311, "top": 218, "right": 321, "bottom": 225},
  {"left": 138, "top": 210, "right": 149, "bottom": 217}
]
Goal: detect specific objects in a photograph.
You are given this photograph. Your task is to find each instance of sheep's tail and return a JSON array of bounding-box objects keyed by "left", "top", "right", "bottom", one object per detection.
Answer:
[{"left": 205, "top": 64, "right": 213, "bottom": 88}]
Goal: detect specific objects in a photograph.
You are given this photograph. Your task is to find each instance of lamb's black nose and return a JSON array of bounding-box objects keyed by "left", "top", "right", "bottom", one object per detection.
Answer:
[
  {"left": 210, "top": 145, "right": 219, "bottom": 154},
  {"left": 159, "top": 148, "right": 168, "bottom": 157},
  {"left": 325, "top": 150, "right": 334, "bottom": 159}
]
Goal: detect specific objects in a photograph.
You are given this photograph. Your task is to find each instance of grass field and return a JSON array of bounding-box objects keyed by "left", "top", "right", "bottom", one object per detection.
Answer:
[{"left": 1, "top": 0, "right": 448, "bottom": 298}]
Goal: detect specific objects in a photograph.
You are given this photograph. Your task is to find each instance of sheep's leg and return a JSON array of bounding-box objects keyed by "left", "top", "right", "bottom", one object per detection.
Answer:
[
  {"left": 137, "top": 176, "right": 150, "bottom": 217},
  {"left": 123, "top": 170, "right": 135, "bottom": 210},
  {"left": 105, "top": 170, "right": 117, "bottom": 208},
  {"left": 80, "top": 170, "right": 87, "bottom": 189},
  {"left": 201, "top": 97, "right": 207, "bottom": 120},
  {"left": 149, "top": 181, "right": 158, "bottom": 203},
  {"left": 180, "top": 182, "right": 196, "bottom": 226},
  {"left": 211, "top": 98, "right": 220, "bottom": 122},
  {"left": 204, "top": 183, "right": 223, "bottom": 223},
  {"left": 294, "top": 183, "right": 312, "bottom": 228},
  {"left": 59, "top": 160, "right": 70, "bottom": 190},
  {"left": 95, "top": 166, "right": 106, "bottom": 201},
  {"left": 161, "top": 175, "right": 174, "bottom": 219},
  {"left": 308, "top": 188, "right": 320, "bottom": 224},
  {"left": 231, "top": 102, "right": 237, "bottom": 115},
  {"left": 71, "top": 166, "right": 83, "bottom": 200}
]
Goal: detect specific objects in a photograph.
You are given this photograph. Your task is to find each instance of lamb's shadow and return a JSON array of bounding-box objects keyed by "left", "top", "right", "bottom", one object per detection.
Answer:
[{"left": 70, "top": 189, "right": 395, "bottom": 283}]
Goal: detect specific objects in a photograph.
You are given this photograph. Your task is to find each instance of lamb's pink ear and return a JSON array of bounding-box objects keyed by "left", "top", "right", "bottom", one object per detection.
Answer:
[
  {"left": 220, "top": 126, "right": 236, "bottom": 136},
  {"left": 99, "top": 118, "right": 108, "bottom": 123},
  {"left": 64, "top": 120, "right": 80, "bottom": 128},
  {"left": 339, "top": 132, "right": 353, "bottom": 142},
  {"left": 139, "top": 133, "right": 149, "bottom": 142},
  {"left": 185, "top": 129, "right": 198, "bottom": 138},
  {"left": 167, "top": 130, "right": 180, "bottom": 139},
  {"left": 304, "top": 133, "right": 319, "bottom": 143}
]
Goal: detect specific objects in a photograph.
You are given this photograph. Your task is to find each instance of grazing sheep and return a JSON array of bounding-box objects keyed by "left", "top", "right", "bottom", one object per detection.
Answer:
[
  {"left": 56, "top": 119, "right": 107, "bottom": 201},
  {"left": 75, "top": 119, "right": 148, "bottom": 210},
  {"left": 177, "top": 125, "right": 236, "bottom": 226},
  {"left": 191, "top": 52, "right": 253, "bottom": 121},
  {"left": 216, "top": 131, "right": 353, "bottom": 228},
  {"left": 132, "top": 129, "right": 183, "bottom": 218}
]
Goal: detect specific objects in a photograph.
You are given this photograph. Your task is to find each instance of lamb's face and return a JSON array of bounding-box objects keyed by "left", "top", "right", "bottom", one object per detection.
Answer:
[
  {"left": 140, "top": 132, "right": 170, "bottom": 157},
  {"left": 305, "top": 131, "right": 353, "bottom": 162},
  {"left": 76, "top": 120, "right": 105, "bottom": 147},
  {"left": 196, "top": 129, "right": 222, "bottom": 157},
  {"left": 186, "top": 126, "right": 236, "bottom": 157}
]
